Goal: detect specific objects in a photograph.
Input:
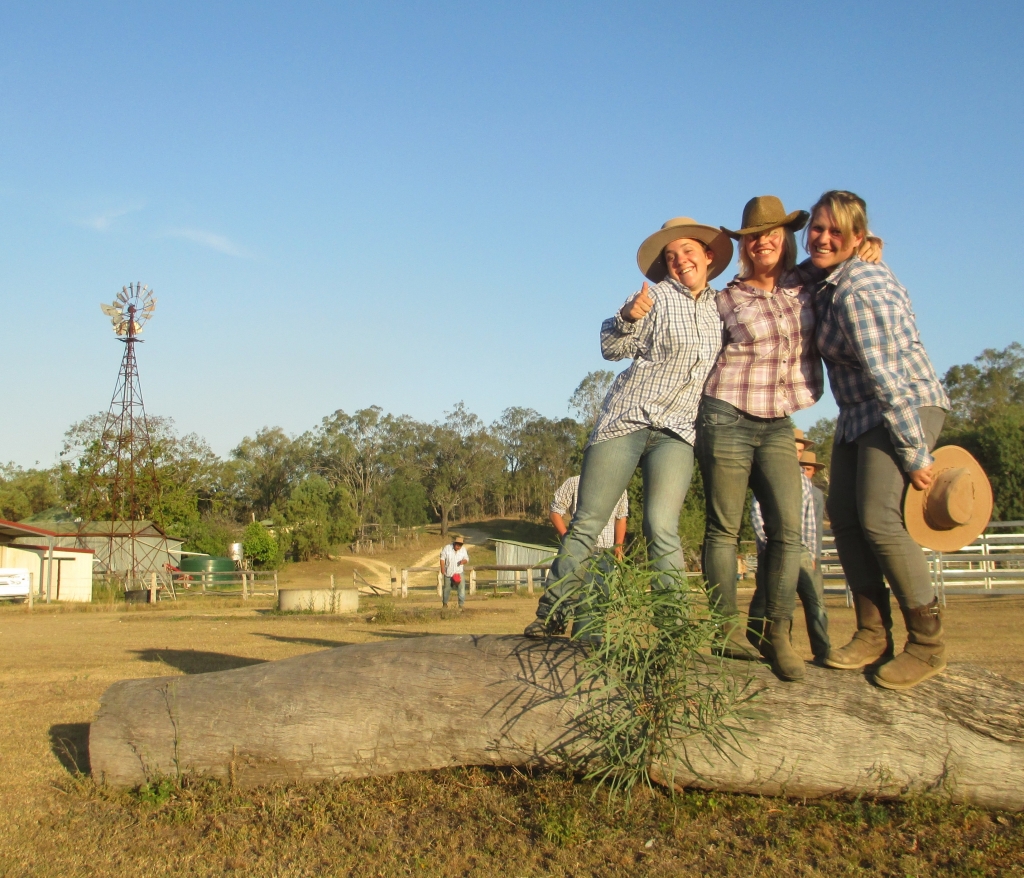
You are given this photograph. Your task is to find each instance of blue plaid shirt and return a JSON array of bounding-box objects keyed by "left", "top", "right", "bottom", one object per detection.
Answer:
[
  {"left": 751, "top": 472, "right": 817, "bottom": 555},
  {"left": 813, "top": 258, "right": 948, "bottom": 472},
  {"left": 591, "top": 278, "right": 722, "bottom": 447}
]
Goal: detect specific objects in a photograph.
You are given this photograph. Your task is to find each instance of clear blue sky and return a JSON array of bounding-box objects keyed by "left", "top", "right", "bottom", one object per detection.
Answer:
[{"left": 2, "top": 2, "right": 1021, "bottom": 467}]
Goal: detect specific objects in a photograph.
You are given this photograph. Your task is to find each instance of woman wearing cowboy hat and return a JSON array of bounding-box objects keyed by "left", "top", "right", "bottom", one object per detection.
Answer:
[
  {"left": 525, "top": 217, "right": 732, "bottom": 640},
  {"left": 699, "top": 196, "right": 882, "bottom": 681},
  {"left": 809, "top": 189, "right": 950, "bottom": 689}
]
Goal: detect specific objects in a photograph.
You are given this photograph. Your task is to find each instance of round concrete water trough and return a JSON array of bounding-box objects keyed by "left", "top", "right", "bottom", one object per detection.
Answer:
[{"left": 278, "top": 587, "right": 359, "bottom": 614}]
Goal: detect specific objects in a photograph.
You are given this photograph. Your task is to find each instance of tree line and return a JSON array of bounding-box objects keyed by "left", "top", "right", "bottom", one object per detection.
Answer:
[
  {"left": 0, "top": 372, "right": 619, "bottom": 562},
  {"left": 2, "top": 344, "right": 1022, "bottom": 563}
]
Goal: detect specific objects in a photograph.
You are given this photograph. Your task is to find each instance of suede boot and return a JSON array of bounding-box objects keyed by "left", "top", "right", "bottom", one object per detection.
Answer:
[
  {"left": 746, "top": 616, "right": 765, "bottom": 651},
  {"left": 758, "top": 618, "right": 805, "bottom": 682},
  {"left": 873, "top": 600, "right": 946, "bottom": 690},
  {"left": 712, "top": 617, "right": 760, "bottom": 661},
  {"left": 824, "top": 591, "right": 894, "bottom": 670}
]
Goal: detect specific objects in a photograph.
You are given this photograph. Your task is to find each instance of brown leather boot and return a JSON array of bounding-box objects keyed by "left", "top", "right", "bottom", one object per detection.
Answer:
[
  {"left": 711, "top": 617, "right": 760, "bottom": 661},
  {"left": 759, "top": 618, "right": 805, "bottom": 681},
  {"left": 824, "top": 591, "right": 894, "bottom": 670},
  {"left": 873, "top": 600, "right": 946, "bottom": 690}
]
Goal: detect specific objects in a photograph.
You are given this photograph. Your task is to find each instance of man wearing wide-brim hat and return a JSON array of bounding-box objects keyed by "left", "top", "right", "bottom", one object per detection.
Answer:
[{"left": 525, "top": 217, "right": 733, "bottom": 640}]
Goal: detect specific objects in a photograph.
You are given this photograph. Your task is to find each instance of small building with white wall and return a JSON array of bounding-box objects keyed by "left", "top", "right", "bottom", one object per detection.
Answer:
[
  {"left": 492, "top": 539, "right": 558, "bottom": 586},
  {"left": 0, "top": 519, "right": 94, "bottom": 602}
]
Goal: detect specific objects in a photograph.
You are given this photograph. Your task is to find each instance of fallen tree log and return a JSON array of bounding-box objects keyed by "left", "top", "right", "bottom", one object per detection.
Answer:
[{"left": 90, "top": 635, "right": 1024, "bottom": 811}]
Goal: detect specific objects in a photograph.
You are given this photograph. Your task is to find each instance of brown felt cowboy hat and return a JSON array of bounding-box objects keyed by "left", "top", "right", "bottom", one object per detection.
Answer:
[
  {"left": 903, "top": 446, "right": 994, "bottom": 553},
  {"left": 721, "top": 195, "right": 810, "bottom": 239},
  {"left": 794, "top": 428, "right": 815, "bottom": 450},
  {"left": 799, "top": 451, "right": 826, "bottom": 471},
  {"left": 636, "top": 217, "right": 734, "bottom": 283}
]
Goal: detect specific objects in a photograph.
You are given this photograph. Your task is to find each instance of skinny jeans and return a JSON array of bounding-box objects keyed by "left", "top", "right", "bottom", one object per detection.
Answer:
[
  {"left": 538, "top": 550, "right": 614, "bottom": 634},
  {"left": 698, "top": 396, "right": 803, "bottom": 621},
  {"left": 827, "top": 406, "right": 945, "bottom": 610},
  {"left": 537, "top": 427, "right": 693, "bottom": 622},
  {"left": 750, "top": 550, "right": 830, "bottom": 660}
]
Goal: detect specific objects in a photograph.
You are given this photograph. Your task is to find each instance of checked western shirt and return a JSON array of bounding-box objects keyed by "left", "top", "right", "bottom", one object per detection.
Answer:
[
  {"left": 591, "top": 278, "right": 722, "bottom": 447},
  {"left": 751, "top": 471, "right": 817, "bottom": 555},
  {"left": 814, "top": 258, "right": 949, "bottom": 472},
  {"left": 703, "top": 273, "right": 823, "bottom": 418},
  {"left": 551, "top": 475, "right": 628, "bottom": 549}
]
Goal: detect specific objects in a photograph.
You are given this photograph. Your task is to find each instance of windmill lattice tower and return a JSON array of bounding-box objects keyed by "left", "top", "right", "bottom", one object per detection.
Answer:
[{"left": 76, "top": 283, "right": 171, "bottom": 591}]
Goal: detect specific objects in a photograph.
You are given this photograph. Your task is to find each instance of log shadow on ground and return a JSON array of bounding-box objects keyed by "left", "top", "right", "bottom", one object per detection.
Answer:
[
  {"left": 49, "top": 722, "right": 91, "bottom": 775},
  {"left": 254, "top": 633, "right": 352, "bottom": 649},
  {"left": 131, "top": 648, "right": 267, "bottom": 675}
]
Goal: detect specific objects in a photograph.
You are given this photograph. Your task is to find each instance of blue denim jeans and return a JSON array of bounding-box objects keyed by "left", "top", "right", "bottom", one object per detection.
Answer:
[
  {"left": 698, "top": 396, "right": 802, "bottom": 620},
  {"left": 827, "top": 406, "right": 945, "bottom": 610},
  {"left": 538, "top": 427, "right": 694, "bottom": 622},
  {"left": 442, "top": 575, "right": 465, "bottom": 607}
]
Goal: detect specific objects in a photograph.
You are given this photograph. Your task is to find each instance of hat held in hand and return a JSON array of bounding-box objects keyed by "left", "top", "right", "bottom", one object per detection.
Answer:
[{"left": 903, "top": 446, "right": 993, "bottom": 552}]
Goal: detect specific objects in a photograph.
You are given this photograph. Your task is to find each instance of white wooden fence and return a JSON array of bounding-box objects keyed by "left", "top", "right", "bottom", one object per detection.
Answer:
[{"left": 821, "top": 521, "right": 1024, "bottom": 606}]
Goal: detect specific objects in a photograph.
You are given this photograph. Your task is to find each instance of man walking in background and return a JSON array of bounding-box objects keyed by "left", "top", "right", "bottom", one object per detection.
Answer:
[
  {"left": 440, "top": 534, "right": 469, "bottom": 610},
  {"left": 525, "top": 475, "right": 628, "bottom": 642}
]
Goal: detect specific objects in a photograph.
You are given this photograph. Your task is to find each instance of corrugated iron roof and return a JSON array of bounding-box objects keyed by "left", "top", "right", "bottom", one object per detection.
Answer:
[{"left": 489, "top": 538, "right": 559, "bottom": 551}]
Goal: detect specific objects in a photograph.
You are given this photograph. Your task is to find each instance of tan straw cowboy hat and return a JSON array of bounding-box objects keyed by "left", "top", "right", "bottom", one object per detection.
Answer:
[
  {"left": 722, "top": 195, "right": 810, "bottom": 239},
  {"left": 903, "top": 445, "right": 994, "bottom": 553},
  {"left": 637, "top": 217, "right": 734, "bottom": 283},
  {"left": 799, "top": 450, "right": 826, "bottom": 471}
]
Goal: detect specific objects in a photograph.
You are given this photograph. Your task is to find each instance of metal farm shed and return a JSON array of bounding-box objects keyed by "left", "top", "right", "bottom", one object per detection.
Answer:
[
  {"left": 0, "top": 518, "right": 95, "bottom": 602},
  {"left": 16, "top": 516, "right": 181, "bottom": 578},
  {"left": 492, "top": 539, "right": 558, "bottom": 586}
]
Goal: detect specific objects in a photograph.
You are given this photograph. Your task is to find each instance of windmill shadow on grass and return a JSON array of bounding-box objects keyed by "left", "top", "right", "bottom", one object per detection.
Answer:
[
  {"left": 132, "top": 648, "right": 266, "bottom": 675},
  {"left": 50, "top": 723, "right": 90, "bottom": 776}
]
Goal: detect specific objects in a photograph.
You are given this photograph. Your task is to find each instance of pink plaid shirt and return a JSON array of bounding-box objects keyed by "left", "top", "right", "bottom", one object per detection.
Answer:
[{"left": 703, "top": 274, "right": 823, "bottom": 418}]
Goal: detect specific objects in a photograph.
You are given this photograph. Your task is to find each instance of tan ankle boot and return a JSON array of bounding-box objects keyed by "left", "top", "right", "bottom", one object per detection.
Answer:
[
  {"left": 759, "top": 618, "right": 805, "bottom": 681},
  {"left": 874, "top": 600, "right": 946, "bottom": 690},
  {"left": 712, "top": 617, "right": 760, "bottom": 661},
  {"left": 824, "top": 592, "right": 894, "bottom": 670}
]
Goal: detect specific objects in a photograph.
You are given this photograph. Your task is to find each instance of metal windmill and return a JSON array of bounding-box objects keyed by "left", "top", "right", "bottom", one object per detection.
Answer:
[{"left": 73, "top": 283, "right": 171, "bottom": 591}]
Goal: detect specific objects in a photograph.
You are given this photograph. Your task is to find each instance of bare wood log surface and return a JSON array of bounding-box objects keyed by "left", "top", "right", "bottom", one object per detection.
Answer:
[{"left": 89, "top": 635, "right": 1024, "bottom": 810}]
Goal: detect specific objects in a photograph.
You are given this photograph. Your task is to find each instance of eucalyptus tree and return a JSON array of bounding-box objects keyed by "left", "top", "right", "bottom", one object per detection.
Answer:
[
  {"left": 569, "top": 370, "right": 615, "bottom": 427},
  {"left": 59, "top": 413, "right": 225, "bottom": 535},
  {"left": 307, "top": 406, "right": 423, "bottom": 526},
  {"left": 0, "top": 463, "right": 60, "bottom": 521},
  {"left": 941, "top": 342, "right": 1024, "bottom": 520},
  {"left": 423, "top": 403, "right": 503, "bottom": 535},
  {"left": 230, "top": 426, "right": 305, "bottom": 520}
]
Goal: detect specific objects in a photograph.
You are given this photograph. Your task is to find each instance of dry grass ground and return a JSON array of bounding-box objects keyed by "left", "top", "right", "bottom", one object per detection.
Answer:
[{"left": 1, "top": 534, "right": 1023, "bottom": 874}]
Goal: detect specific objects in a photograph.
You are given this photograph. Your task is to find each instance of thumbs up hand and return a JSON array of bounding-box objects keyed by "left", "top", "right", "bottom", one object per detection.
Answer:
[{"left": 621, "top": 283, "right": 654, "bottom": 323}]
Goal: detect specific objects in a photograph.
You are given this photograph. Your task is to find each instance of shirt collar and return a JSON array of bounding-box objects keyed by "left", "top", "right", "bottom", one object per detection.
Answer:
[
  {"left": 824, "top": 256, "right": 861, "bottom": 286},
  {"left": 662, "top": 277, "right": 714, "bottom": 300},
  {"left": 727, "top": 276, "right": 802, "bottom": 299}
]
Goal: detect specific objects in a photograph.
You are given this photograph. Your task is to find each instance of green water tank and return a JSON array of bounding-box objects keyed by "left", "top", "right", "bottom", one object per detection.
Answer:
[{"left": 179, "top": 555, "right": 236, "bottom": 583}]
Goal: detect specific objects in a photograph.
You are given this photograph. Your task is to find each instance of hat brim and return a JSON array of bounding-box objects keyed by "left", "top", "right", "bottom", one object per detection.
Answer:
[
  {"left": 722, "top": 209, "right": 810, "bottom": 240},
  {"left": 903, "top": 445, "right": 993, "bottom": 553},
  {"left": 800, "top": 461, "right": 826, "bottom": 471},
  {"left": 637, "top": 223, "right": 734, "bottom": 284},
  {"left": 795, "top": 436, "right": 815, "bottom": 449}
]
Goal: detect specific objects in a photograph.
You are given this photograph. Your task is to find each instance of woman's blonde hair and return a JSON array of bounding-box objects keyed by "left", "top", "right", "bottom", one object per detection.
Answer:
[
  {"left": 806, "top": 190, "right": 869, "bottom": 246},
  {"left": 737, "top": 227, "right": 798, "bottom": 280}
]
